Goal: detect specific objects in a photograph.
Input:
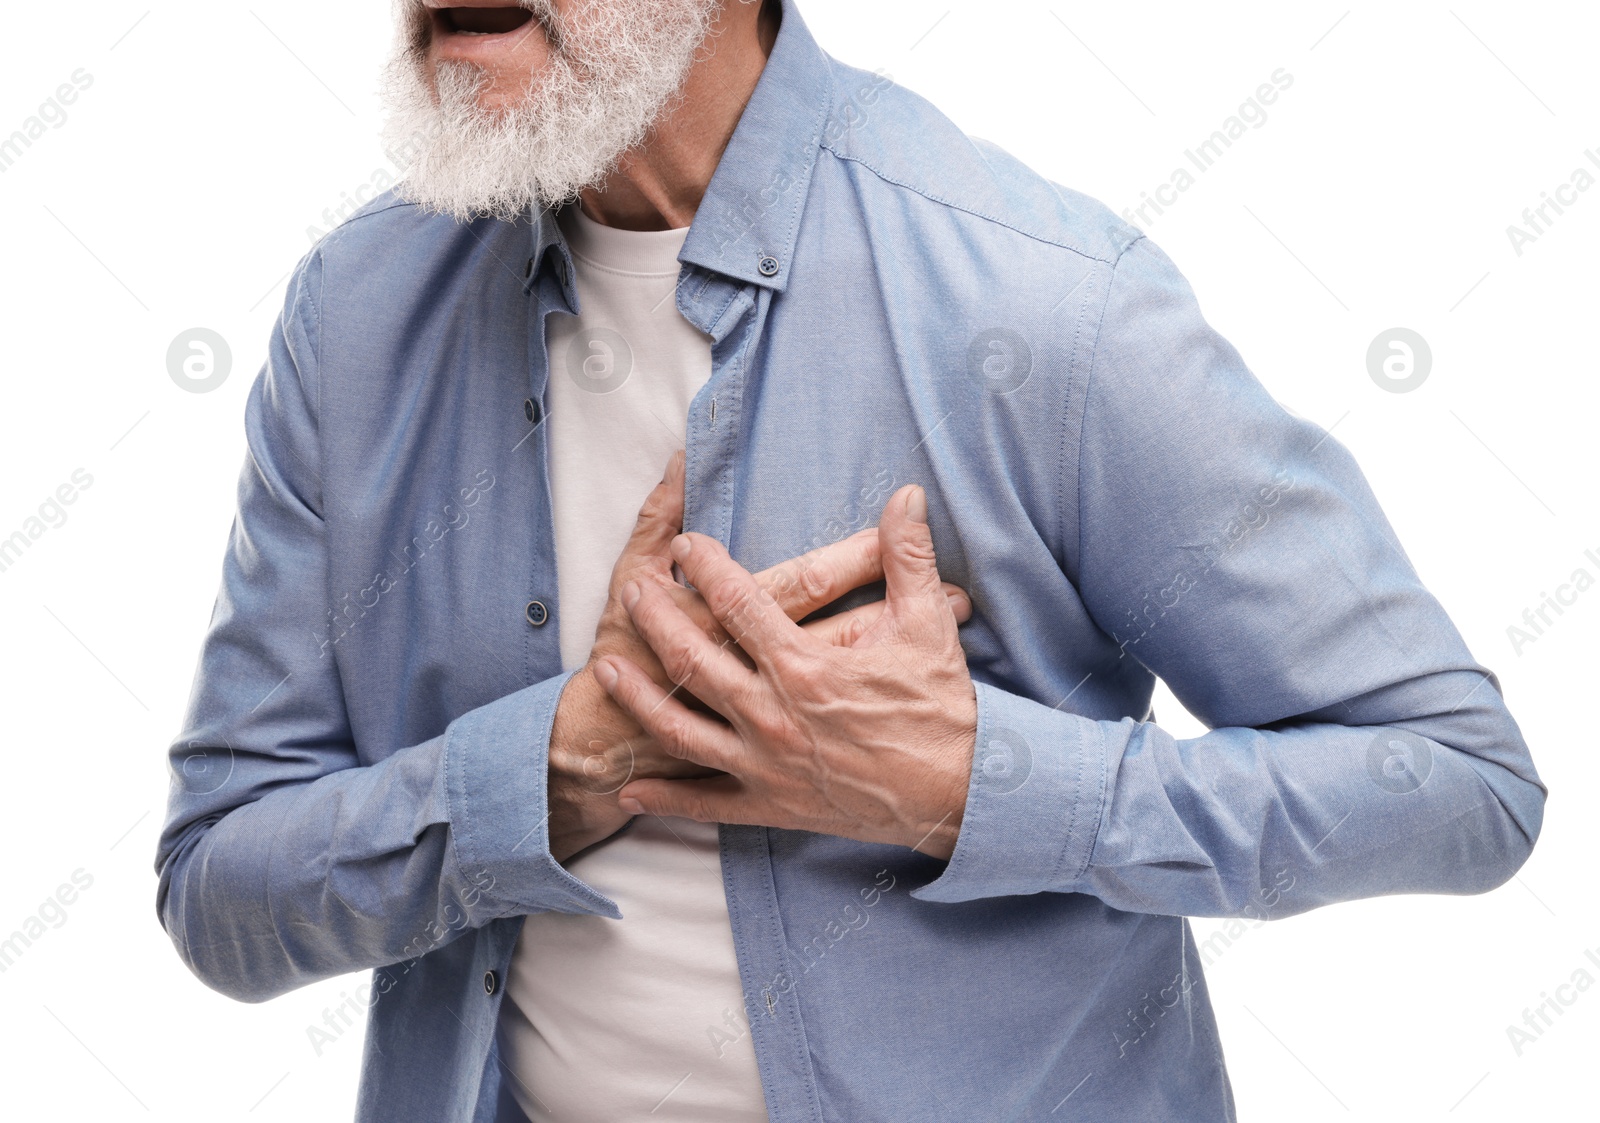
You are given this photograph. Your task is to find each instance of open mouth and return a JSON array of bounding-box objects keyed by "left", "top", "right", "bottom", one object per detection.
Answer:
[
  {"left": 433, "top": 6, "right": 536, "bottom": 38},
  {"left": 424, "top": 1, "right": 555, "bottom": 76}
]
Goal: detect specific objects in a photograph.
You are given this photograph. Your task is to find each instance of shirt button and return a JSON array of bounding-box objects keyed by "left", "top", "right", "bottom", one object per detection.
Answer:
[
  {"left": 523, "top": 258, "right": 533, "bottom": 279},
  {"left": 757, "top": 254, "right": 780, "bottom": 277},
  {"left": 484, "top": 970, "right": 500, "bottom": 996},
  {"left": 524, "top": 398, "right": 541, "bottom": 424},
  {"left": 525, "top": 600, "right": 549, "bottom": 627}
]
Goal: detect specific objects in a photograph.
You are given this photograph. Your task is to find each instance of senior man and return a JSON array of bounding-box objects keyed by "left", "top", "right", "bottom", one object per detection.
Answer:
[{"left": 157, "top": 1, "right": 1545, "bottom": 1120}]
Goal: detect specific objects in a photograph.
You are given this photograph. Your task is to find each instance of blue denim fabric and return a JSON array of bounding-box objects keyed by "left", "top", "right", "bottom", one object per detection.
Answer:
[{"left": 156, "top": 2, "right": 1543, "bottom": 1119}]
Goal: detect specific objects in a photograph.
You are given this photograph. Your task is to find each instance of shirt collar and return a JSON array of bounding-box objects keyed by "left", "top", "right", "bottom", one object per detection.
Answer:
[
  {"left": 525, "top": 206, "right": 573, "bottom": 303},
  {"left": 525, "top": 0, "right": 833, "bottom": 297},
  {"left": 677, "top": 0, "right": 833, "bottom": 292}
]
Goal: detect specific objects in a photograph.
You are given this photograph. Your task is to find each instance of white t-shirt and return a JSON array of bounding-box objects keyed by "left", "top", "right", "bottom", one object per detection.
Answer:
[{"left": 496, "top": 203, "right": 769, "bottom": 1122}]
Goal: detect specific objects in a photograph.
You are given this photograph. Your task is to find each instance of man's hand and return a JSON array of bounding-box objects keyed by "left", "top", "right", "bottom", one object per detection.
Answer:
[
  {"left": 593, "top": 484, "right": 978, "bottom": 860},
  {"left": 548, "top": 457, "right": 972, "bottom": 861}
]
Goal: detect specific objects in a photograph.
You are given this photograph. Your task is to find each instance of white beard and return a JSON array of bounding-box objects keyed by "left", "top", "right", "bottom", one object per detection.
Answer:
[{"left": 380, "top": 0, "right": 721, "bottom": 221}]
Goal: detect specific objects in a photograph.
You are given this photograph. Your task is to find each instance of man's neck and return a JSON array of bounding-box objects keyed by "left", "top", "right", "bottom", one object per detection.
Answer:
[{"left": 577, "top": 0, "right": 781, "bottom": 231}]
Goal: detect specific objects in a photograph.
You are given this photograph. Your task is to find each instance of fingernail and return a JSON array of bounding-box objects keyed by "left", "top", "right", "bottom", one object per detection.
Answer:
[
  {"left": 594, "top": 659, "right": 618, "bottom": 691},
  {"left": 621, "top": 581, "right": 640, "bottom": 611},
  {"left": 905, "top": 486, "right": 927, "bottom": 524},
  {"left": 619, "top": 796, "right": 645, "bottom": 815},
  {"left": 670, "top": 534, "right": 693, "bottom": 562}
]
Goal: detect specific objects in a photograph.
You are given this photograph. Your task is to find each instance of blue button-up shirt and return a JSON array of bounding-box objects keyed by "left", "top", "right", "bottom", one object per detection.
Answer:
[{"left": 156, "top": 3, "right": 1544, "bottom": 1119}]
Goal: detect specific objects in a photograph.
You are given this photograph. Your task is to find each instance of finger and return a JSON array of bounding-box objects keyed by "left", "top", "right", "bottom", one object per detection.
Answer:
[
  {"left": 672, "top": 532, "right": 812, "bottom": 672},
  {"left": 617, "top": 774, "right": 748, "bottom": 824},
  {"left": 564, "top": 735, "right": 720, "bottom": 796},
  {"left": 623, "top": 578, "right": 755, "bottom": 711},
  {"left": 801, "top": 602, "right": 883, "bottom": 647},
  {"left": 800, "top": 584, "right": 971, "bottom": 646},
  {"left": 595, "top": 655, "right": 741, "bottom": 773},
  {"left": 613, "top": 451, "right": 686, "bottom": 581},
  {"left": 878, "top": 485, "right": 947, "bottom": 620},
  {"left": 754, "top": 527, "right": 883, "bottom": 623},
  {"left": 940, "top": 582, "right": 973, "bottom": 624},
  {"left": 662, "top": 585, "right": 759, "bottom": 671}
]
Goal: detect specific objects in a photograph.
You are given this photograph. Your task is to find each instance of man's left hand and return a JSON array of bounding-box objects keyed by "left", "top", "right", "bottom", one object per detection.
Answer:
[{"left": 593, "top": 484, "right": 978, "bottom": 859}]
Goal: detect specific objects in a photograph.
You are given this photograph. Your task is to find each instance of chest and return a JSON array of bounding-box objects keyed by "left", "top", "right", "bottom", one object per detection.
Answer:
[{"left": 317, "top": 257, "right": 1092, "bottom": 760}]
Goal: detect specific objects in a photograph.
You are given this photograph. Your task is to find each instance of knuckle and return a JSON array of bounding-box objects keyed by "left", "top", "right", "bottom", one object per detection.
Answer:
[
  {"left": 635, "top": 485, "right": 672, "bottom": 524},
  {"left": 798, "top": 557, "right": 833, "bottom": 604},
  {"left": 788, "top": 652, "right": 832, "bottom": 697},
  {"left": 746, "top": 706, "right": 779, "bottom": 741},
  {"left": 664, "top": 639, "right": 703, "bottom": 686},
  {"left": 610, "top": 556, "right": 660, "bottom": 598},
  {"left": 895, "top": 535, "right": 938, "bottom": 568},
  {"left": 759, "top": 563, "right": 801, "bottom": 607},
  {"left": 711, "top": 577, "right": 754, "bottom": 623},
  {"left": 614, "top": 675, "right": 649, "bottom": 717},
  {"left": 708, "top": 575, "right": 743, "bottom": 607},
  {"left": 661, "top": 714, "right": 698, "bottom": 755},
  {"left": 750, "top": 702, "right": 796, "bottom": 746},
  {"left": 624, "top": 590, "right": 656, "bottom": 632},
  {"left": 836, "top": 612, "right": 867, "bottom": 647},
  {"left": 676, "top": 590, "right": 726, "bottom": 640}
]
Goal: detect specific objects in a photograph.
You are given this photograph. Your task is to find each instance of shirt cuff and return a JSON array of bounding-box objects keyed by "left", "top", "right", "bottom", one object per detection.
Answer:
[
  {"left": 442, "top": 670, "right": 621, "bottom": 920},
  {"left": 911, "top": 681, "right": 1109, "bottom": 903}
]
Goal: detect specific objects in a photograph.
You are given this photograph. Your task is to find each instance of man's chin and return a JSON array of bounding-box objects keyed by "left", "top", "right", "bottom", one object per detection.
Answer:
[{"left": 423, "top": 67, "right": 536, "bottom": 118}]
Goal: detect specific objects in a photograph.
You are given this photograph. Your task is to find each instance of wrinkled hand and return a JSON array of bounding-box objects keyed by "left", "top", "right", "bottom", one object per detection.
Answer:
[
  {"left": 548, "top": 457, "right": 972, "bottom": 861},
  {"left": 594, "top": 484, "right": 978, "bottom": 859}
]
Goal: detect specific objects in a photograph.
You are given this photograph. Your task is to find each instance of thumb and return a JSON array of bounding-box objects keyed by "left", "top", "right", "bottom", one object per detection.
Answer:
[
  {"left": 879, "top": 484, "right": 944, "bottom": 609},
  {"left": 619, "top": 450, "right": 686, "bottom": 563},
  {"left": 618, "top": 776, "right": 741, "bottom": 824}
]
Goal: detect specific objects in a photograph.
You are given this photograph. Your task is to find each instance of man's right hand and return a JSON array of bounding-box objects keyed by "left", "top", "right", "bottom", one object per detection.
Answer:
[{"left": 547, "top": 451, "right": 972, "bottom": 861}]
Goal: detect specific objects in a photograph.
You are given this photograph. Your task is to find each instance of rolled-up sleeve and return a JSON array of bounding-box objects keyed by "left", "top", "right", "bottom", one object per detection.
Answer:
[{"left": 915, "top": 234, "right": 1545, "bottom": 915}]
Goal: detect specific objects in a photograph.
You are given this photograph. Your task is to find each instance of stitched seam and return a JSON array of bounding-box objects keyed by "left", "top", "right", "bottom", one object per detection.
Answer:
[
  {"left": 527, "top": 686, "right": 557, "bottom": 913},
  {"left": 774, "top": 62, "right": 830, "bottom": 288},
  {"left": 762, "top": 827, "right": 827, "bottom": 1123},
  {"left": 718, "top": 302, "right": 750, "bottom": 546},
  {"left": 1084, "top": 718, "right": 1111, "bottom": 881},
  {"left": 760, "top": 44, "right": 832, "bottom": 298},
  {"left": 820, "top": 146, "right": 1121, "bottom": 265},
  {"left": 1054, "top": 263, "right": 1098, "bottom": 582},
  {"left": 1060, "top": 243, "right": 1141, "bottom": 885},
  {"left": 1072, "top": 238, "right": 1143, "bottom": 597},
  {"left": 1059, "top": 731, "right": 1109, "bottom": 890},
  {"left": 317, "top": 198, "right": 417, "bottom": 245},
  {"left": 303, "top": 254, "right": 326, "bottom": 517},
  {"left": 1041, "top": 709, "right": 1077, "bottom": 891},
  {"left": 943, "top": 686, "right": 994, "bottom": 888},
  {"left": 444, "top": 717, "right": 481, "bottom": 913},
  {"left": 706, "top": 283, "right": 744, "bottom": 338},
  {"left": 1064, "top": 717, "right": 1097, "bottom": 884}
]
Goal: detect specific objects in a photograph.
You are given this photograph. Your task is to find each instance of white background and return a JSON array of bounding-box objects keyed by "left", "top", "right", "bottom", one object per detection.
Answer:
[{"left": 0, "top": 1, "right": 1594, "bottom": 1119}]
